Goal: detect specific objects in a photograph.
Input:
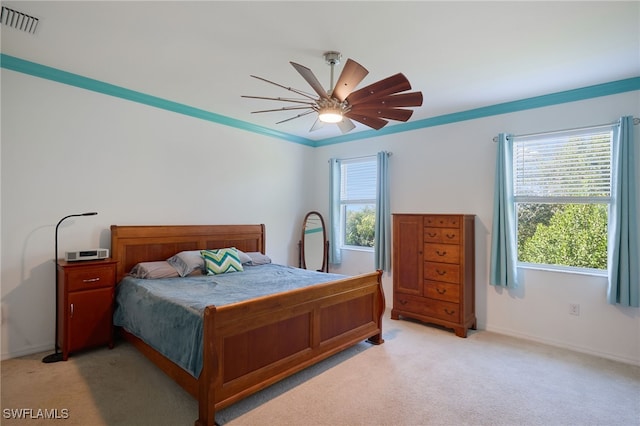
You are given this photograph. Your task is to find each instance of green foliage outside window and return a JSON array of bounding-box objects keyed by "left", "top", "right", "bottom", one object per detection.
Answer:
[
  {"left": 345, "top": 206, "right": 375, "bottom": 247},
  {"left": 515, "top": 130, "right": 611, "bottom": 271},
  {"left": 518, "top": 203, "right": 608, "bottom": 269}
]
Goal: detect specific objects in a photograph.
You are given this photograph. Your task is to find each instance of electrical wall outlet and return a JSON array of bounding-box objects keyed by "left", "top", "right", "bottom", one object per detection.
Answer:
[{"left": 569, "top": 303, "right": 580, "bottom": 316}]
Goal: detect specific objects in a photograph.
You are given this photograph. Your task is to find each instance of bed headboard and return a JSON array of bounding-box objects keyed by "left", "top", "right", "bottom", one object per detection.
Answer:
[{"left": 110, "top": 224, "right": 265, "bottom": 283}]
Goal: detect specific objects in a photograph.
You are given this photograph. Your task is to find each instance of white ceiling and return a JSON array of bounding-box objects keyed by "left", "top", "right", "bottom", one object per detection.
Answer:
[{"left": 2, "top": 1, "right": 639, "bottom": 141}]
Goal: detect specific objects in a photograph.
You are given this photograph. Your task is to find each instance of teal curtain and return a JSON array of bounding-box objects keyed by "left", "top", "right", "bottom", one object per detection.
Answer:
[
  {"left": 375, "top": 151, "right": 391, "bottom": 271},
  {"left": 607, "top": 116, "right": 639, "bottom": 307},
  {"left": 328, "top": 158, "right": 342, "bottom": 265},
  {"left": 489, "top": 133, "right": 519, "bottom": 287}
]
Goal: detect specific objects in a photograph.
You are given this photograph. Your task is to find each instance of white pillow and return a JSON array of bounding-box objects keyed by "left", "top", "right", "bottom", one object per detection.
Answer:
[
  {"left": 166, "top": 250, "right": 205, "bottom": 277},
  {"left": 236, "top": 249, "right": 253, "bottom": 264},
  {"left": 129, "top": 261, "right": 180, "bottom": 279},
  {"left": 246, "top": 252, "right": 272, "bottom": 265}
]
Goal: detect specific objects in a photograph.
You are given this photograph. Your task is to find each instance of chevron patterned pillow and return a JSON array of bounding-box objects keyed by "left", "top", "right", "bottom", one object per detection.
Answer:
[{"left": 201, "top": 248, "right": 244, "bottom": 275}]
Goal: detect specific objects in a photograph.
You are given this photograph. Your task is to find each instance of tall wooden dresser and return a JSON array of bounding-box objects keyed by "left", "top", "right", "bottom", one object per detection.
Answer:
[{"left": 391, "top": 214, "right": 476, "bottom": 337}]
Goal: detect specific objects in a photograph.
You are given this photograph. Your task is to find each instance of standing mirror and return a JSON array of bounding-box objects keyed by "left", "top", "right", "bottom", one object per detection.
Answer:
[{"left": 299, "top": 211, "right": 329, "bottom": 272}]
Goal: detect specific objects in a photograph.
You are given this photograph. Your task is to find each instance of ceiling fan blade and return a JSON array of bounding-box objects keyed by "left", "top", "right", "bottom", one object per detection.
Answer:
[
  {"left": 275, "top": 109, "right": 317, "bottom": 124},
  {"left": 354, "top": 92, "right": 423, "bottom": 108},
  {"left": 331, "top": 59, "right": 369, "bottom": 102},
  {"left": 344, "top": 112, "right": 388, "bottom": 130},
  {"left": 249, "top": 75, "right": 316, "bottom": 100},
  {"left": 241, "top": 95, "right": 316, "bottom": 106},
  {"left": 349, "top": 107, "right": 414, "bottom": 122},
  {"left": 346, "top": 73, "right": 412, "bottom": 106},
  {"left": 310, "top": 117, "right": 324, "bottom": 132},
  {"left": 337, "top": 117, "right": 356, "bottom": 134},
  {"left": 290, "top": 62, "right": 329, "bottom": 100},
  {"left": 251, "top": 106, "right": 314, "bottom": 114}
]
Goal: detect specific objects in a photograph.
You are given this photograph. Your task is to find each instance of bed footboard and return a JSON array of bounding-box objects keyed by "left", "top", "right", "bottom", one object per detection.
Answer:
[{"left": 196, "top": 270, "right": 385, "bottom": 426}]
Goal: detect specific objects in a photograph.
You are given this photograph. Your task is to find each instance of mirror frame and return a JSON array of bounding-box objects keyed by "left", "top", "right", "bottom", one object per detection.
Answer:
[{"left": 299, "top": 211, "right": 329, "bottom": 272}]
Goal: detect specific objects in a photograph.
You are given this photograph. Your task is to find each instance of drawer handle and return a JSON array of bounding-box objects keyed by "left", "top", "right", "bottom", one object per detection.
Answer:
[
  {"left": 446, "top": 234, "right": 456, "bottom": 239},
  {"left": 436, "top": 288, "right": 447, "bottom": 294},
  {"left": 428, "top": 232, "right": 437, "bottom": 237},
  {"left": 436, "top": 269, "right": 447, "bottom": 276},
  {"left": 444, "top": 308, "right": 456, "bottom": 316},
  {"left": 436, "top": 250, "right": 447, "bottom": 256},
  {"left": 70, "top": 303, "right": 74, "bottom": 318},
  {"left": 399, "top": 299, "right": 408, "bottom": 305},
  {"left": 83, "top": 278, "right": 100, "bottom": 283}
]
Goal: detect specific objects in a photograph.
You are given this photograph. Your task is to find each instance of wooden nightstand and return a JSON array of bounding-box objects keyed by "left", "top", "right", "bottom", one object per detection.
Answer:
[{"left": 56, "top": 258, "right": 118, "bottom": 360}]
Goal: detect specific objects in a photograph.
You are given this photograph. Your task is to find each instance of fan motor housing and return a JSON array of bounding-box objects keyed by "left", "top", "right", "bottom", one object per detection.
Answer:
[{"left": 324, "top": 51, "right": 341, "bottom": 66}]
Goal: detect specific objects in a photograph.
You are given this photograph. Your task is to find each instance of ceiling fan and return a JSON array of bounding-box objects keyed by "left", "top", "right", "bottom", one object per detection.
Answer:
[{"left": 242, "top": 51, "right": 424, "bottom": 134}]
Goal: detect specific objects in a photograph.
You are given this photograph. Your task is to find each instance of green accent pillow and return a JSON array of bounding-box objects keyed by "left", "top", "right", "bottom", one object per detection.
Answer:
[{"left": 200, "top": 248, "right": 244, "bottom": 275}]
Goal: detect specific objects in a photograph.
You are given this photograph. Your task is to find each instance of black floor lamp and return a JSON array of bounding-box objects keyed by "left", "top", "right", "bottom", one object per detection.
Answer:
[{"left": 42, "top": 211, "right": 98, "bottom": 364}]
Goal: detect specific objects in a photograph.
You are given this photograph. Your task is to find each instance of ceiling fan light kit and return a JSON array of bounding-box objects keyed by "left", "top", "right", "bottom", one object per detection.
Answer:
[
  {"left": 243, "top": 51, "right": 423, "bottom": 134},
  {"left": 317, "top": 97, "right": 348, "bottom": 123},
  {"left": 318, "top": 109, "right": 344, "bottom": 123}
]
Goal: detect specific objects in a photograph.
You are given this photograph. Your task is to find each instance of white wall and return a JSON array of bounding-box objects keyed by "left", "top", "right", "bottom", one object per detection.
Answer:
[
  {"left": 1, "top": 69, "right": 317, "bottom": 359},
  {"left": 2, "top": 67, "right": 639, "bottom": 365},
  {"left": 315, "top": 91, "right": 640, "bottom": 365}
]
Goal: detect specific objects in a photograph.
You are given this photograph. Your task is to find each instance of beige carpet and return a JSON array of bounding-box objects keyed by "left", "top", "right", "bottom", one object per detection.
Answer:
[{"left": 2, "top": 313, "right": 639, "bottom": 426}]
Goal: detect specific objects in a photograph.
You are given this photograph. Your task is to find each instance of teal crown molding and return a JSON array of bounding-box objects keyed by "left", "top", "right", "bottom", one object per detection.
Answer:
[
  {"left": 315, "top": 76, "right": 640, "bottom": 147},
  {"left": 0, "top": 54, "right": 315, "bottom": 146},
  {"left": 2, "top": 53, "right": 639, "bottom": 147}
]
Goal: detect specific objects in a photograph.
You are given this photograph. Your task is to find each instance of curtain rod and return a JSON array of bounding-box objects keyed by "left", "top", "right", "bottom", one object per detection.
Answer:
[
  {"left": 492, "top": 117, "right": 639, "bottom": 143},
  {"left": 328, "top": 152, "right": 392, "bottom": 162}
]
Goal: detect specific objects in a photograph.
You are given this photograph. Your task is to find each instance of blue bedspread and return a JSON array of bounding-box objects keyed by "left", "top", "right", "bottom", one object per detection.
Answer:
[{"left": 113, "top": 264, "right": 347, "bottom": 377}]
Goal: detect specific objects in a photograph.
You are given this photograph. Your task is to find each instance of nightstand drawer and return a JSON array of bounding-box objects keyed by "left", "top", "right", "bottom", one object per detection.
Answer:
[{"left": 67, "top": 265, "right": 115, "bottom": 291}]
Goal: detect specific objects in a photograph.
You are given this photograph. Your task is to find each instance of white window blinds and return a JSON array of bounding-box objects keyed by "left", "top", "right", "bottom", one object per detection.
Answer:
[
  {"left": 513, "top": 127, "right": 613, "bottom": 202},
  {"left": 340, "top": 158, "right": 376, "bottom": 202}
]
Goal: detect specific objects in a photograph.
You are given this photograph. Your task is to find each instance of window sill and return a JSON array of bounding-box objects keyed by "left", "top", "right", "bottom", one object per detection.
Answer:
[
  {"left": 518, "top": 262, "right": 607, "bottom": 278},
  {"left": 340, "top": 246, "right": 374, "bottom": 253}
]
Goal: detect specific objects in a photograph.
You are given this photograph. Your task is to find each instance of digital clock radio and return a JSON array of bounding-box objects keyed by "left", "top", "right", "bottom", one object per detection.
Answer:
[{"left": 65, "top": 248, "right": 109, "bottom": 262}]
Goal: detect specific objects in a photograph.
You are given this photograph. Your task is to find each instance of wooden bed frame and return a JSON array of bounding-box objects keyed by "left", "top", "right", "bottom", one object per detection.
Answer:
[{"left": 110, "top": 224, "right": 385, "bottom": 426}]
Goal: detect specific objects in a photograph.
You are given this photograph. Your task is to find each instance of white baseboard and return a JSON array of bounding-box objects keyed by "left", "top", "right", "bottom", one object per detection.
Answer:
[
  {"left": 1, "top": 343, "right": 52, "bottom": 361},
  {"left": 5, "top": 321, "right": 638, "bottom": 367},
  {"left": 483, "top": 323, "right": 640, "bottom": 367}
]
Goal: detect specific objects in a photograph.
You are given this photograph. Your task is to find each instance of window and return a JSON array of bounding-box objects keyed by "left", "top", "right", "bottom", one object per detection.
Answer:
[
  {"left": 513, "top": 127, "right": 613, "bottom": 271},
  {"left": 340, "top": 157, "right": 376, "bottom": 250}
]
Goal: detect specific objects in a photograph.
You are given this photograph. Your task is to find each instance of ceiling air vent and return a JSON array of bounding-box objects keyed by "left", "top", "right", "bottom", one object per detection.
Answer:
[{"left": 1, "top": 6, "right": 39, "bottom": 34}]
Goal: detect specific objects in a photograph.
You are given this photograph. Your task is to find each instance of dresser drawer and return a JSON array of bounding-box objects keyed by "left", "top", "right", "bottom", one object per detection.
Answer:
[
  {"left": 66, "top": 265, "right": 115, "bottom": 291},
  {"left": 424, "top": 227, "right": 460, "bottom": 244},
  {"left": 394, "top": 293, "right": 461, "bottom": 323},
  {"left": 426, "top": 299, "right": 461, "bottom": 323},
  {"left": 424, "top": 281, "right": 460, "bottom": 303},
  {"left": 424, "top": 243, "right": 460, "bottom": 264},
  {"left": 423, "top": 215, "right": 461, "bottom": 228},
  {"left": 424, "top": 262, "right": 460, "bottom": 284}
]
